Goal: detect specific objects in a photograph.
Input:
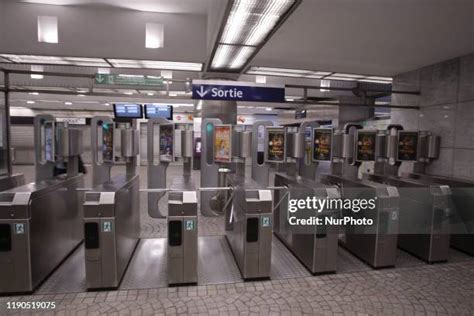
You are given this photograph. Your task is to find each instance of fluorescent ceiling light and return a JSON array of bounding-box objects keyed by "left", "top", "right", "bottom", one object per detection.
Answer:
[
  {"left": 210, "top": 0, "right": 298, "bottom": 71},
  {"left": 146, "top": 23, "right": 164, "bottom": 49},
  {"left": 332, "top": 73, "right": 365, "bottom": 79},
  {"left": 31, "top": 65, "right": 44, "bottom": 79},
  {"left": 27, "top": 101, "right": 35, "bottom": 104},
  {"left": 265, "top": 107, "right": 272, "bottom": 111},
  {"left": 37, "top": 16, "right": 58, "bottom": 43},
  {"left": 247, "top": 66, "right": 330, "bottom": 79},
  {"left": 77, "top": 94, "right": 85, "bottom": 97},
  {"left": 256, "top": 75, "right": 266, "bottom": 84},
  {"left": 97, "top": 67, "right": 110, "bottom": 74},
  {"left": 107, "top": 59, "right": 202, "bottom": 71},
  {"left": 161, "top": 70, "right": 172, "bottom": 79},
  {"left": 65, "top": 101, "right": 72, "bottom": 105},
  {"left": 0, "top": 54, "right": 110, "bottom": 67},
  {"left": 147, "top": 92, "right": 155, "bottom": 96},
  {"left": 123, "top": 91, "right": 134, "bottom": 95},
  {"left": 104, "top": 103, "right": 110, "bottom": 106},
  {"left": 324, "top": 76, "right": 358, "bottom": 81},
  {"left": 358, "top": 79, "right": 392, "bottom": 84},
  {"left": 29, "top": 92, "right": 40, "bottom": 95}
]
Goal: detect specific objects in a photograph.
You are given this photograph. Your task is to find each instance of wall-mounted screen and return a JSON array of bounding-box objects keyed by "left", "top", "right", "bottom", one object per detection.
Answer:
[
  {"left": 356, "top": 130, "right": 376, "bottom": 162},
  {"left": 312, "top": 128, "right": 333, "bottom": 161},
  {"left": 113, "top": 104, "right": 143, "bottom": 119},
  {"left": 102, "top": 122, "right": 114, "bottom": 162},
  {"left": 159, "top": 124, "right": 174, "bottom": 162},
  {"left": 44, "top": 121, "right": 55, "bottom": 162},
  {"left": 266, "top": 127, "right": 286, "bottom": 163},
  {"left": 214, "top": 125, "right": 232, "bottom": 163},
  {"left": 145, "top": 104, "right": 173, "bottom": 120},
  {"left": 397, "top": 131, "right": 419, "bottom": 161}
]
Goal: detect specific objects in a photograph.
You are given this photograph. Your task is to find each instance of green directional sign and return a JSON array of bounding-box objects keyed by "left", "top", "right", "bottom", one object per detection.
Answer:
[{"left": 95, "top": 74, "right": 165, "bottom": 87}]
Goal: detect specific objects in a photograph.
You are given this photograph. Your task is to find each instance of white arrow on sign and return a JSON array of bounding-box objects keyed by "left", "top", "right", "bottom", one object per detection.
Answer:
[{"left": 196, "top": 86, "right": 209, "bottom": 98}]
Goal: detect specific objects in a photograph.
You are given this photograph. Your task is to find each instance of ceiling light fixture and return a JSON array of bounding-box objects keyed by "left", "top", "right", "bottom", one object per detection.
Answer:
[
  {"left": 209, "top": 0, "right": 299, "bottom": 72},
  {"left": 30, "top": 65, "right": 44, "bottom": 79},
  {"left": 64, "top": 101, "right": 72, "bottom": 105},
  {"left": 145, "top": 23, "right": 164, "bottom": 49},
  {"left": 37, "top": 16, "right": 58, "bottom": 43},
  {"left": 0, "top": 54, "right": 110, "bottom": 67},
  {"left": 27, "top": 100, "right": 35, "bottom": 104},
  {"left": 247, "top": 66, "right": 330, "bottom": 79},
  {"left": 107, "top": 59, "right": 202, "bottom": 71},
  {"left": 29, "top": 92, "right": 40, "bottom": 95}
]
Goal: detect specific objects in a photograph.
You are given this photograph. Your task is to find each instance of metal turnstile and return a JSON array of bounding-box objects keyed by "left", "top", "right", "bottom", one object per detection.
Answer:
[
  {"left": 365, "top": 173, "right": 451, "bottom": 263},
  {"left": 0, "top": 115, "right": 84, "bottom": 293},
  {"left": 406, "top": 173, "right": 474, "bottom": 255},
  {"left": 224, "top": 175, "right": 273, "bottom": 280},
  {"left": 0, "top": 174, "right": 25, "bottom": 192},
  {"left": 167, "top": 176, "right": 198, "bottom": 285},
  {"left": 323, "top": 175, "right": 400, "bottom": 268},
  {"left": 274, "top": 173, "right": 340, "bottom": 274},
  {"left": 84, "top": 174, "right": 140, "bottom": 289}
]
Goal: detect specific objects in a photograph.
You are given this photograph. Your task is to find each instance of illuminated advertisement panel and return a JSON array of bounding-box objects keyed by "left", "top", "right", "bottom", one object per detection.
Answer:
[
  {"left": 397, "top": 131, "right": 419, "bottom": 161},
  {"left": 102, "top": 122, "right": 114, "bottom": 162},
  {"left": 265, "top": 127, "right": 286, "bottom": 163},
  {"left": 159, "top": 124, "right": 174, "bottom": 162},
  {"left": 356, "top": 130, "right": 376, "bottom": 162},
  {"left": 312, "top": 128, "right": 333, "bottom": 161},
  {"left": 214, "top": 125, "right": 232, "bottom": 163}
]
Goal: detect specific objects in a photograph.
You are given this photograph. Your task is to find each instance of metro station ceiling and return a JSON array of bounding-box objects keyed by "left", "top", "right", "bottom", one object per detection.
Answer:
[{"left": 249, "top": 0, "right": 474, "bottom": 76}]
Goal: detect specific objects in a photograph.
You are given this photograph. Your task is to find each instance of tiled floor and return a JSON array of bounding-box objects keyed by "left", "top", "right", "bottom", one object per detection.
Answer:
[{"left": 4, "top": 165, "right": 474, "bottom": 315}]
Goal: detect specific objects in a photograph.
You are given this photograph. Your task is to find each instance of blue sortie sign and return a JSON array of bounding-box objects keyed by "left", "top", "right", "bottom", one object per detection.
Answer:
[{"left": 192, "top": 81, "right": 285, "bottom": 103}]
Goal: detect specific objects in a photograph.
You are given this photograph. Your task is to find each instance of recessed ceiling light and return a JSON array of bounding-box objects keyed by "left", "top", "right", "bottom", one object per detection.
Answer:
[
  {"left": 64, "top": 101, "right": 72, "bottom": 105},
  {"left": 29, "top": 92, "right": 39, "bottom": 95},
  {"left": 146, "top": 23, "right": 164, "bottom": 49},
  {"left": 104, "top": 103, "right": 110, "bottom": 106},
  {"left": 265, "top": 107, "right": 272, "bottom": 111},
  {"left": 37, "top": 16, "right": 58, "bottom": 43},
  {"left": 27, "top": 100, "right": 35, "bottom": 104}
]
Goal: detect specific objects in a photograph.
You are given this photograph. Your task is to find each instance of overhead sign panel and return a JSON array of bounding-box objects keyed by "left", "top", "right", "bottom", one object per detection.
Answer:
[
  {"left": 192, "top": 80, "right": 285, "bottom": 103},
  {"left": 95, "top": 74, "right": 164, "bottom": 87}
]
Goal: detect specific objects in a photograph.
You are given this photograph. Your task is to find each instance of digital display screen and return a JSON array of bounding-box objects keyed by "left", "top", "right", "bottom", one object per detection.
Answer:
[
  {"left": 145, "top": 104, "right": 173, "bottom": 120},
  {"left": 159, "top": 124, "right": 174, "bottom": 162},
  {"left": 214, "top": 125, "right": 232, "bottom": 163},
  {"left": 397, "top": 131, "right": 419, "bottom": 161},
  {"left": 44, "top": 122, "right": 55, "bottom": 162},
  {"left": 102, "top": 122, "right": 114, "bottom": 162},
  {"left": 113, "top": 104, "right": 143, "bottom": 119},
  {"left": 266, "top": 127, "right": 286, "bottom": 163},
  {"left": 356, "top": 130, "right": 376, "bottom": 162},
  {"left": 195, "top": 139, "right": 202, "bottom": 154},
  {"left": 312, "top": 128, "right": 333, "bottom": 161}
]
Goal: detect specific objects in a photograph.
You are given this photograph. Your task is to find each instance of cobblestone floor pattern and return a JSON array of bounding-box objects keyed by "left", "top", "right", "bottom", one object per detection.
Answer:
[{"left": 7, "top": 165, "right": 474, "bottom": 315}]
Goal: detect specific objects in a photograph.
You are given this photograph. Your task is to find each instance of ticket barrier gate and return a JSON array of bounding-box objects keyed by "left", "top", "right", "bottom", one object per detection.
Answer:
[
  {"left": 364, "top": 127, "right": 451, "bottom": 263},
  {"left": 167, "top": 177, "right": 198, "bottom": 285},
  {"left": 406, "top": 173, "right": 474, "bottom": 256},
  {"left": 322, "top": 124, "right": 400, "bottom": 269},
  {"left": 271, "top": 124, "right": 341, "bottom": 275},
  {"left": 0, "top": 115, "right": 84, "bottom": 293},
  {"left": 0, "top": 174, "right": 25, "bottom": 192},
  {"left": 84, "top": 117, "right": 140, "bottom": 290},
  {"left": 223, "top": 175, "right": 273, "bottom": 280}
]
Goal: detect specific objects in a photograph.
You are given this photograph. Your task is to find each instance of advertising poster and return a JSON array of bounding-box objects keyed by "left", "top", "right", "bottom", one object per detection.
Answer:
[
  {"left": 44, "top": 122, "right": 55, "bottom": 162},
  {"left": 102, "top": 123, "right": 114, "bottom": 162},
  {"left": 397, "top": 131, "right": 419, "bottom": 161},
  {"left": 313, "top": 128, "right": 333, "bottom": 161},
  {"left": 356, "top": 131, "right": 376, "bottom": 161},
  {"left": 159, "top": 124, "right": 174, "bottom": 162},
  {"left": 266, "top": 128, "right": 285, "bottom": 162},
  {"left": 214, "top": 125, "right": 232, "bottom": 162}
]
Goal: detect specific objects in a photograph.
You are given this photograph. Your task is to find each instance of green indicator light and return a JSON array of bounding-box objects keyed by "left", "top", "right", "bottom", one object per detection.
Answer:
[{"left": 206, "top": 123, "right": 213, "bottom": 133}]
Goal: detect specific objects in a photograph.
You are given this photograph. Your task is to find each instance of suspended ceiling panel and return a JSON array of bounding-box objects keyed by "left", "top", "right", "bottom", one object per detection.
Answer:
[{"left": 250, "top": 0, "right": 474, "bottom": 76}]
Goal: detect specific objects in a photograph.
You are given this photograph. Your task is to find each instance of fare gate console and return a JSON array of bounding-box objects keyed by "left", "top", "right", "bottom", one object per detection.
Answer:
[
  {"left": 83, "top": 115, "right": 140, "bottom": 290},
  {"left": 272, "top": 122, "right": 341, "bottom": 275},
  {"left": 322, "top": 124, "right": 400, "bottom": 269},
  {"left": 363, "top": 126, "right": 451, "bottom": 263},
  {"left": 0, "top": 115, "right": 84, "bottom": 293}
]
